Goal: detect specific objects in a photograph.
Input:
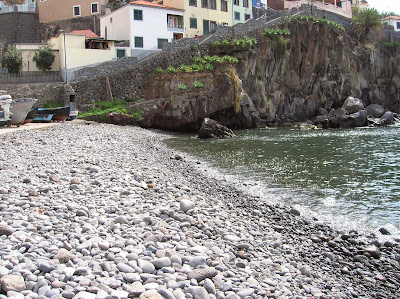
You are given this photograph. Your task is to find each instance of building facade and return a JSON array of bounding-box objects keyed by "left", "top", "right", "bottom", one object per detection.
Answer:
[
  {"left": 231, "top": 0, "right": 252, "bottom": 25},
  {"left": 37, "top": 0, "right": 107, "bottom": 23},
  {"left": 382, "top": 15, "right": 400, "bottom": 32},
  {"left": 162, "top": 0, "right": 232, "bottom": 37},
  {"left": 100, "top": 1, "right": 184, "bottom": 59}
]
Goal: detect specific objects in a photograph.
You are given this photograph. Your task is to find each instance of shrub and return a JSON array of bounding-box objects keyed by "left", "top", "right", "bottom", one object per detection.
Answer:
[
  {"left": 156, "top": 67, "right": 164, "bottom": 74},
  {"left": 179, "top": 65, "right": 189, "bottom": 72},
  {"left": 4, "top": 45, "right": 22, "bottom": 74},
  {"left": 193, "top": 81, "right": 204, "bottom": 88},
  {"left": 191, "top": 64, "right": 202, "bottom": 71},
  {"left": 301, "top": 41, "right": 308, "bottom": 51},
  {"left": 352, "top": 7, "right": 383, "bottom": 41},
  {"left": 222, "top": 56, "right": 238, "bottom": 63},
  {"left": 177, "top": 83, "right": 187, "bottom": 90},
  {"left": 166, "top": 66, "right": 177, "bottom": 73},
  {"left": 32, "top": 43, "right": 55, "bottom": 72},
  {"left": 203, "top": 63, "right": 214, "bottom": 71}
]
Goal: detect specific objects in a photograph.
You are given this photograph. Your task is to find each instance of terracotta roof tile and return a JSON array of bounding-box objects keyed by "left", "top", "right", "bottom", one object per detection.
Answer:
[
  {"left": 69, "top": 29, "right": 100, "bottom": 39},
  {"left": 130, "top": 0, "right": 183, "bottom": 10}
]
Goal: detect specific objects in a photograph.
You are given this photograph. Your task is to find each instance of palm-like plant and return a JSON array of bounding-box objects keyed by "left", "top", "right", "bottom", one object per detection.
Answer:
[{"left": 352, "top": 8, "right": 383, "bottom": 41}]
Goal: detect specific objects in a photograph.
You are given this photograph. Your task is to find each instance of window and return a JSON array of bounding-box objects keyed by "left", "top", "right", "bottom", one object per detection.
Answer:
[
  {"left": 134, "top": 9, "right": 143, "bottom": 20},
  {"left": 158, "top": 38, "right": 168, "bottom": 49},
  {"left": 209, "top": 0, "right": 216, "bottom": 10},
  {"left": 245, "top": 13, "right": 250, "bottom": 21},
  {"left": 117, "top": 49, "right": 126, "bottom": 58},
  {"left": 243, "top": 0, "right": 248, "bottom": 8},
  {"left": 110, "top": 18, "right": 112, "bottom": 23},
  {"left": 134, "top": 36, "right": 143, "bottom": 48},
  {"left": 91, "top": 2, "right": 99, "bottom": 14},
  {"left": 202, "top": 0, "right": 208, "bottom": 8},
  {"left": 190, "top": 18, "right": 197, "bottom": 29},
  {"left": 221, "top": 0, "right": 227, "bottom": 12},
  {"left": 234, "top": 12, "right": 240, "bottom": 21},
  {"left": 73, "top": 5, "right": 81, "bottom": 17},
  {"left": 189, "top": 0, "right": 197, "bottom": 7},
  {"left": 397, "top": 22, "right": 400, "bottom": 29},
  {"left": 233, "top": 0, "right": 239, "bottom": 5}
]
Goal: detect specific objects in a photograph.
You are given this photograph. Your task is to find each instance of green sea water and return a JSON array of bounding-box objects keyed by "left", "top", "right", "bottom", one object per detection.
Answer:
[{"left": 165, "top": 126, "right": 400, "bottom": 238}]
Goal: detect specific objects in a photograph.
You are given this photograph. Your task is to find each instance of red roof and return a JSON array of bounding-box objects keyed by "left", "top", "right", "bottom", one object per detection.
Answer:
[
  {"left": 130, "top": 0, "right": 183, "bottom": 10},
  {"left": 69, "top": 29, "right": 100, "bottom": 39}
]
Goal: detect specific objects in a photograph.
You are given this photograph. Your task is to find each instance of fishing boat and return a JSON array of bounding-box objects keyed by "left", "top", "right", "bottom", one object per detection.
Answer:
[
  {"left": 33, "top": 114, "right": 54, "bottom": 123},
  {"left": 24, "top": 107, "right": 38, "bottom": 124},
  {"left": 10, "top": 98, "right": 37, "bottom": 127},
  {"left": 37, "top": 106, "right": 70, "bottom": 122},
  {"left": 68, "top": 110, "right": 79, "bottom": 121}
]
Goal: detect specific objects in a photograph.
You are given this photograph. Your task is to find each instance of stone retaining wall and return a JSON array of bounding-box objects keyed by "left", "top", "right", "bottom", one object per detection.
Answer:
[{"left": 0, "top": 12, "right": 40, "bottom": 47}]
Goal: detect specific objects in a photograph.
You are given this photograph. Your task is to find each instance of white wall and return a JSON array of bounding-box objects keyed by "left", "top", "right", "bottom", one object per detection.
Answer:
[
  {"left": 100, "top": 5, "right": 131, "bottom": 41},
  {"left": 129, "top": 4, "right": 184, "bottom": 55},
  {"left": 383, "top": 18, "right": 400, "bottom": 32}
]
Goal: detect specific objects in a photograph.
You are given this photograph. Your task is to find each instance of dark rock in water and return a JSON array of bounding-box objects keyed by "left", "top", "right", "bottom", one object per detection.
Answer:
[
  {"left": 342, "top": 97, "right": 364, "bottom": 114},
  {"left": 365, "top": 104, "right": 385, "bottom": 118},
  {"left": 105, "top": 112, "right": 133, "bottom": 126},
  {"left": 314, "top": 114, "right": 339, "bottom": 129},
  {"left": 338, "top": 110, "right": 367, "bottom": 128},
  {"left": 379, "top": 227, "right": 391, "bottom": 235},
  {"left": 289, "top": 208, "right": 300, "bottom": 216},
  {"left": 380, "top": 111, "right": 395, "bottom": 126},
  {"left": 198, "top": 118, "right": 235, "bottom": 139}
]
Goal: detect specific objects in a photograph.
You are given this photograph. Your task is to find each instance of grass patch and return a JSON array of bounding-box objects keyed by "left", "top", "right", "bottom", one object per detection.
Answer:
[
  {"left": 43, "top": 101, "right": 64, "bottom": 108},
  {"left": 79, "top": 98, "right": 129, "bottom": 119}
]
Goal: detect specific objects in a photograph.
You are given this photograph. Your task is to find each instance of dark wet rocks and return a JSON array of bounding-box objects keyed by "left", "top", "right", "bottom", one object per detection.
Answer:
[
  {"left": 198, "top": 118, "right": 235, "bottom": 139},
  {"left": 0, "top": 123, "right": 398, "bottom": 299}
]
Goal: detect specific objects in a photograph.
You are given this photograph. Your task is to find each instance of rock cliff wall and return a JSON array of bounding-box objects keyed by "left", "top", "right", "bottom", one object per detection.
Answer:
[{"left": 238, "top": 20, "right": 400, "bottom": 125}]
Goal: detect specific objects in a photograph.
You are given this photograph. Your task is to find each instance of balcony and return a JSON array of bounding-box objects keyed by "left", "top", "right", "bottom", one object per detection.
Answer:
[
  {"left": 0, "top": 4, "right": 37, "bottom": 14},
  {"left": 167, "top": 15, "right": 184, "bottom": 33}
]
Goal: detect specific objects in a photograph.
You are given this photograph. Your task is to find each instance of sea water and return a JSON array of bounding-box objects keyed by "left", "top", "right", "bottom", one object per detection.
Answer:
[{"left": 165, "top": 126, "right": 400, "bottom": 238}]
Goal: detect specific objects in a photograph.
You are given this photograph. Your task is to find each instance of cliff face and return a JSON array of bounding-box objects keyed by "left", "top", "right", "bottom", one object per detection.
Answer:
[
  {"left": 238, "top": 21, "right": 400, "bottom": 125},
  {"left": 135, "top": 20, "right": 400, "bottom": 131}
]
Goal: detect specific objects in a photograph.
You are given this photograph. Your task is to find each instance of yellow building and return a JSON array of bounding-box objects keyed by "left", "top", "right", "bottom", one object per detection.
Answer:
[
  {"left": 162, "top": 0, "right": 232, "bottom": 37},
  {"left": 18, "top": 30, "right": 115, "bottom": 82}
]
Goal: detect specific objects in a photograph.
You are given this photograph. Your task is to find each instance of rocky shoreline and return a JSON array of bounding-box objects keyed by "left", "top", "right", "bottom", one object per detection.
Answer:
[{"left": 0, "top": 123, "right": 399, "bottom": 299}]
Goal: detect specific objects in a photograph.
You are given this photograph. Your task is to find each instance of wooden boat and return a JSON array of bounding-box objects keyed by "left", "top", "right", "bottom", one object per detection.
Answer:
[
  {"left": 24, "top": 107, "right": 38, "bottom": 124},
  {"left": 0, "top": 94, "right": 12, "bottom": 127},
  {"left": 68, "top": 110, "right": 79, "bottom": 121},
  {"left": 33, "top": 114, "right": 54, "bottom": 123},
  {"left": 37, "top": 106, "right": 70, "bottom": 122},
  {"left": 10, "top": 98, "right": 37, "bottom": 126}
]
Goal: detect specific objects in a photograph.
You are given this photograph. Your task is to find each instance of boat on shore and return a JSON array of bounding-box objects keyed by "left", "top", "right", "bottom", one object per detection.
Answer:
[
  {"left": 68, "top": 110, "right": 79, "bottom": 121},
  {"left": 37, "top": 106, "right": 70, "bottom": 122},
  {"left": 24, "top": 107, "right": 38, "bottom": 124},
  {"left": 10, "top": 98, "right": 38, "bottom": 127},
  {"left": 33, "top": 114, "right": 54, "bottom": 123}
]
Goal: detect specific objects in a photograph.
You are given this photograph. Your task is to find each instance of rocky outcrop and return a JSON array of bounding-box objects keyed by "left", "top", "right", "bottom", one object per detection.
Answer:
[
  {"left": 198, "top": 118, "right": 235, "bottom": 138},
  {"left": 135, "top": 67, "right": 260, "bottom": 131}
]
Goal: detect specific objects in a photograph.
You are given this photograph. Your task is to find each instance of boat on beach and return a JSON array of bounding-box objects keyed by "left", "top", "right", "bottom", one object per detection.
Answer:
[
  {"left": 10, "top": 98, "right": 38, "bottom": 127},
  {"left": 33, "top": 114, "right": 54, "bottom": 123},
  {"left": 68, "top": 110, "right": 79, "bottom": 121},
  {"left": 0, "top": 94, "right": 12, "bottom": 127},
  {"left": 24, "top": 107, "right": 38, "bottom": 124},
  {"left": 37, "top": 106, "right": 70, "bottom": 122}
]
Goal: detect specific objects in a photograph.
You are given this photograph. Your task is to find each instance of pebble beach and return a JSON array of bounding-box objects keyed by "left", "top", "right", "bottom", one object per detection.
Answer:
[{"left": 0, "top": 122, "right": 399, "bottom": 299}]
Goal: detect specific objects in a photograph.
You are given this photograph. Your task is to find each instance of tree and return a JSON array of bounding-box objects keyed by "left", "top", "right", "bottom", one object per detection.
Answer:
[
  {"left": 4, "top": 45, "right": 22, "bottom": 74},
  {"left": 33, "top": 43, "right": 55, "bottom": 72},
  {"left": 352, "top": 8, "right": 383, "bottom": 41}
]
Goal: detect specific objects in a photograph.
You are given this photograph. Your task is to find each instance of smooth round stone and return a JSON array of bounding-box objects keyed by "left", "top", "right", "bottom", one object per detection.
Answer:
[
  {"left": 0, "top": 274, "right": 26, "bottom": 292},
  {"left": 152, "top": 257, "right": 171, "bottom": 269},
  {"left": 236, "top": 288, "right": 255, "bottom": 298},
  {"left": 170, "top": 255, "right": 182, "bottom": 265},
  {"left": 203, "top": 278, "right": 216, "bottom": 294},
  {"left": 300, "top": 265, "right": 312, "bottom": 277},
  {"left": 179, "top": 199, "right": 195, "bottom": 213},
  {"left": 141, "top": 262, "right": 156, "bottom": 274},
  {"left": 289, "top": 208, "right": 300, "bottom": 216},
  {"left": 187, "top": 286, "right": 209, "bottom": 298},
  {"left": 0, "top": 225, "right": 14, "bottom": 236},
  {"left": 38, "top": 263, "right": 56, "bottom": 273},
  {"left": 70, "top": 178, "right": 81, "bottom": 184},
  {"left": 89, "top": 166, "right": 100, "bottom": 173},
  {"left": 117, "top": 263, "right": 135, "bottom": 273},
  {"left": 0, "top": 266, "right": 10, "bottom": 277},
  {"left": 189, "top": 257, "right": 206, "bottom": 269},
  {"left": 98, "top": 241, "right": 110, "bottom": 250},
  {"left": 115, "top": 216, "right": 128, "bottom": 224}
]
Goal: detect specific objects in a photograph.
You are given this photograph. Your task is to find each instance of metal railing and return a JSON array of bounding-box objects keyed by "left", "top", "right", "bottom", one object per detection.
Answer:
[
  {"left": 0, "top": 4, "right": 37, "bottom": 14},
  {"left": 0, "top": 72, "right": 63, "bottom": 84}
]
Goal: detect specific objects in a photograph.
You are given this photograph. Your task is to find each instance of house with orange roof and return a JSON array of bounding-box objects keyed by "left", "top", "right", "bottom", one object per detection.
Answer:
[
  {"left": 100, "top": 0, "right": 185, "bottom": 59},
  {"left": 17, "top": 29, "right": 116, "bottom": 82}
]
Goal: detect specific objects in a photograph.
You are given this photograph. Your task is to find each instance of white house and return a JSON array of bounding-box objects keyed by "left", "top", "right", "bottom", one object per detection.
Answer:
[
  {"left": 100, "top": 0, "right": 185, "bottom": 60},
  {"left": 382, "top": 15, "right": 400, "bottom": 32}
]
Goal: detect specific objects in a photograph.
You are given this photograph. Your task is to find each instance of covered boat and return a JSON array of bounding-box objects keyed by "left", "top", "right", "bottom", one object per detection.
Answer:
[{"left": 24, "top": 107, "right": 38, "bottom": 124}]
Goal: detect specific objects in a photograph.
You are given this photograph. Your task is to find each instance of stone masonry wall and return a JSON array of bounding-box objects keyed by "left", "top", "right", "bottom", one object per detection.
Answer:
[{"left": 0, "top": 12, "right": 40, "bottom": 47}]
